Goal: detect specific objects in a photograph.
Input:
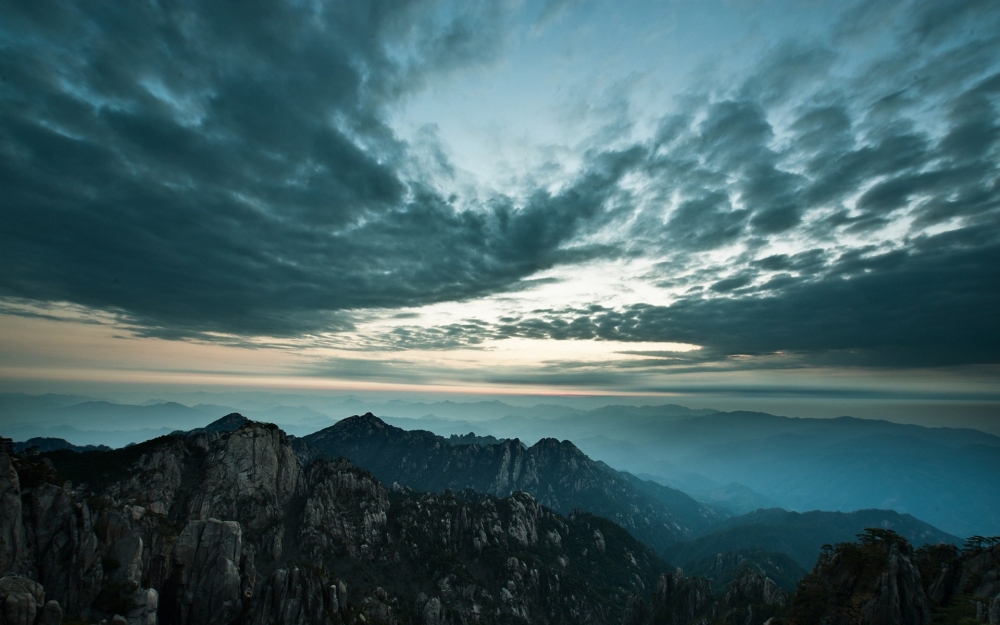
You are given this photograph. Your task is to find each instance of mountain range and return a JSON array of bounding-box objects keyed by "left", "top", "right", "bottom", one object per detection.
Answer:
[
  {"left": 299, "top": 413, "right": 727, "bottom": 554},
  {"left": 0, "top": 415, "right": 786, "bottom": 625},
  {"left": 2, "top": 411, "right": 996, "bottom": 625},
  {"left": 3, "top": 392, "right": 997, "bottom": 538}
]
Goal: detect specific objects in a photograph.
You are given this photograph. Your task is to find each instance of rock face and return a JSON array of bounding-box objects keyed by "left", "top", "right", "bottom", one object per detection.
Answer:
[
  {"left": 293, "top": 456, "right": 671, "bottom": 623},
  {"left": 0, "top": 439, "right": 28, "bottom": 575},
  {"left": 862, "top": 542, "right": 931, "bottom": 625},
  {"left": 723, "top": 567, "right": 787, "bottom": 608},
  {"left": 715, "top": 567, "right": 787, "bottom": 625},
  {"left": 188, "top": 423, "right": 303, "bottom": 559},
  {"left": 22, "top": 478, "right": 103, "bottom": 615},
  {"left": 915, "top": 542, "right": 1000, "bottom": 625},
  {"left": 787, "top": 530, "right": 932, "bottom": 625},
  {"left": 298, "top": 459, "right": 390, "bottom": 564},
  {"left": 161, "top": 519, "right": 253, "bottom": 625},
  {"left": 302, "top": 413, "right": 725, "bottom": 553},
  {"left": 246, "top": 566, "right": 345, "bottom": 625},
  {"left": 647, "top": 569, "right": 715, "bottom": 624}
]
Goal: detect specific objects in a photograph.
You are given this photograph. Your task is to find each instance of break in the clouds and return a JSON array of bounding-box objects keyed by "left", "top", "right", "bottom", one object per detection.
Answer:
[{"left": 1, "top": 0, "right": 999, "bottom": 387}]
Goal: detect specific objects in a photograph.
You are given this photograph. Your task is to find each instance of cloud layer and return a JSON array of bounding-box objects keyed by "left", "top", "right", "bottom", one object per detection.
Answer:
[{"left": 2, "top": 0, "right": 999, "bottom": 374}]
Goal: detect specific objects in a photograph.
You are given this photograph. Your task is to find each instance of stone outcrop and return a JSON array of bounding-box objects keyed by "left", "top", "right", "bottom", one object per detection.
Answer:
[
  {"left": 22, "top": 482, "right": 102, "bottom": 615},
  {"left": 787, "top": 531, "right": 933, "bottom": 625},
  {"left": 162, "top": 519, "right": 254, "bottom": 625},
  {"left": 9, "top": 413, "right": 937, "bottom": 625},
  {"left": 715, "top": 567, "right": 788, "bottom": 625},
  {"left": 3, "top": 412, "right": 775, "bottom": 625},
  {"left": 189, "top": 424, "right": 303, "bottom": 560},
  {"left": 862, "top": 542, "right": 931, "bottom": 625},
  {"left": 724, "top": 567, "right": 787, "bottom": 607},
  {"left": 0, "top": 441, "right": 28, "bottom": 576},
  {"left": 298, "top": 459, "right": 390, "bottom": 565},
  {"left": 246, "top": 566, "right": 345, "bottom": 625},
  {"left": 99, "top": 438, "right": 192, "bottom": 517},
  {"left": 919, "top": 543, "right": 1000, "bottom": 625}
]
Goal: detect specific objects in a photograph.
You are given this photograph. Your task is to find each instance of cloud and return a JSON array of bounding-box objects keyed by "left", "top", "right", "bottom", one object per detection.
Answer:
[
  {"left": 2, "top": 0, "right": 999, "bottom": 376},
  {"left": 0, "top": 0, "right": 633, "bottom": 339}
]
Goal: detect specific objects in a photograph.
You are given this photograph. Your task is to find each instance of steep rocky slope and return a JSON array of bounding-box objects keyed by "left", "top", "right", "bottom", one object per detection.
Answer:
[
  {"left": 301, "top": 413, "right": 725, "bottom": 554},
  {"left": 781, "top": 529, "right": 1000, "bottom": 625},
  {"left": 2, "top": 418, "right": 742, "bottom": 625}
]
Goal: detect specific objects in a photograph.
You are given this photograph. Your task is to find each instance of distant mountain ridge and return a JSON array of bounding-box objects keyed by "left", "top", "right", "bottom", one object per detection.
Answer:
[
  {"left": 301, "top": 412, "right": 728, "bottom": 554},
  {"left": 3, "top": 392, "right": 997, "bottom": 536},
  {"left": 431, "top": 408, "right": 1000, "bottom": 537},
  {"left": 11, "top": 437, "right": 112, "bottom": 454}
]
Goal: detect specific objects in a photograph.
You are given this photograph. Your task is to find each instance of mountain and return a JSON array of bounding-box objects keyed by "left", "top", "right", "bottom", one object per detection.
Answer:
[
  {"left": 442, "top": 409, "right": 1000, "bottom": 537},
  {"left": 666, "top": 508, "right": 961, "bottom": 572},
  {"left": 173, "top": 412, "right": 249, "bottom": 435},
  {"left": 36, "top": 401, "right": 209, "bottom": 431},
  {"left": 300, "top": 413, "right": 728, "bottom": 553},
  {"left": 0, "top": 419, "right": 791, "bottom": 625},
  {"left": 674, "top": 431, "right": 1000, "bottom": 538},
  {"left": 0, "top": 392, "right": 100, "bottom": 417},
  {"left": 4, "top": 416, "right": 976, "bottom": 625}
]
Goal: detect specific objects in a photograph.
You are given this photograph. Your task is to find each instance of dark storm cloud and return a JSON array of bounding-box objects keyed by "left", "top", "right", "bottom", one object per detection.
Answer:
[
  {"left": 0, "top": 0, "right": 634, "bottom": 338},
  {"left": 2, "top": 0, "right": 999, "bottom": 374}
]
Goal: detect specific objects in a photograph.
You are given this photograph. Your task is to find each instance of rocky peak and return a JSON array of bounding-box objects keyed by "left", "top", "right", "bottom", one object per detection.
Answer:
[
  {"left": 203, "top": 414, "right": 249, "bottom": 433},
  {"left": 188, "top": 422, "right": 304, "bottom": 559},
  {"left": 337, "top": 413, "right": 390, "bottom": 434}
]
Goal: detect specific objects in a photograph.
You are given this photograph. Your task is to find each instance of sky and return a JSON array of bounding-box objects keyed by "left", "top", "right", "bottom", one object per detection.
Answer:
[{"left": 1, "top": 0, "right": 999, "bottom": 423}]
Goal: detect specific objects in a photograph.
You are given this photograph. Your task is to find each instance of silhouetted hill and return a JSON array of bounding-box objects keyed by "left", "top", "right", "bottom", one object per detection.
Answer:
[{"left": 11, "top": 437, "right": 112, "bottom": 454}]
